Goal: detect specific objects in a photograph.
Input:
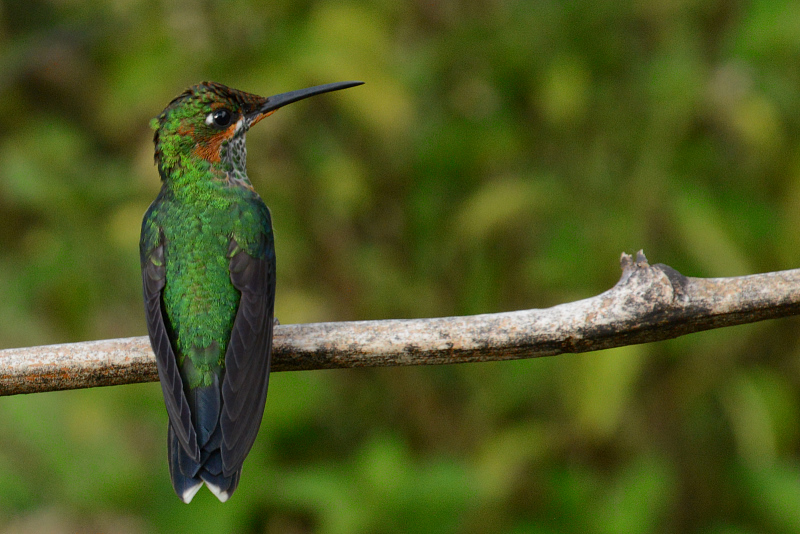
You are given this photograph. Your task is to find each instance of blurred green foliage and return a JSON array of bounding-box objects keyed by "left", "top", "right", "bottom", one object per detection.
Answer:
[{"left": 1, "top": 0, "right": 800, "bottom": 532}]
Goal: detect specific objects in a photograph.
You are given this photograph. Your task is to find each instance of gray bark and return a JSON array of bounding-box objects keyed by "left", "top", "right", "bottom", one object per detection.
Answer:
[{"left": 2, "top": 251, "right": 799, "bottom": 396}]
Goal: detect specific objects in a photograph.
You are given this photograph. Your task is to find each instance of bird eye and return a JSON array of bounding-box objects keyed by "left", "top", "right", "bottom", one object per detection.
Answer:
[{"left": 206, "top": 109, "right": 233, "bottom": 128}]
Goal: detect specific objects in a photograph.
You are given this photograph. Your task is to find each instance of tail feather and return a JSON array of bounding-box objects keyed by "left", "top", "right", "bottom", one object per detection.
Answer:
[
  {"left": 202, "top": 448, "right": 223, "bottom": 475},
  {"left": 168, "top": 419, "right": 242, "bottom": 503},
  {"left": 168, "top": 423, "right": 203, "bottom": 503},
  {"left": 189, "top": 377, "right": 221, "bottom": 447}
]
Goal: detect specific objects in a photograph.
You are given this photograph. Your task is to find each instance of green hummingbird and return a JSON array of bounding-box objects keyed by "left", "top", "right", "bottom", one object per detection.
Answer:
[{"left": 140, "top": 80, "right": 362, "bottom": 503}]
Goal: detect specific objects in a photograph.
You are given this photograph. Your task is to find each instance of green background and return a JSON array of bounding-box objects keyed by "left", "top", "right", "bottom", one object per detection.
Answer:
[{"left": 2, "top": 0, "right": 800, "bottom": 532}]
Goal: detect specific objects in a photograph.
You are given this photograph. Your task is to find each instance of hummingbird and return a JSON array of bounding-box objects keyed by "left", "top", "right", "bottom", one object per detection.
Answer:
[{"left": 140, "top": 80, "right": 362, "bottom": 503}]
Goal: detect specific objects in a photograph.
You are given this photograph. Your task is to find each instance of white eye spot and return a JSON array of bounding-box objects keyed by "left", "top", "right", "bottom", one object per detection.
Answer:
[{"left": 206, "top": 109, "right": 233, "bottom": 128}]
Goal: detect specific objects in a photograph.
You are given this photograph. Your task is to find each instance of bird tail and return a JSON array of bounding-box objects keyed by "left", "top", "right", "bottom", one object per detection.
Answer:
[
  {"left": 168, "top": 378, "right": 241, "bottom": 503},
  {"left": 168, "top": 423, "right": 241, "bottom": 503}
]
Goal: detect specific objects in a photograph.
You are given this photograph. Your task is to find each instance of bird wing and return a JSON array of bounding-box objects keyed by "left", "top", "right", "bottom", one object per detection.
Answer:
[
  {"left": 219, "top": 225, "right": 276, "bottom": 476},
  {"left": 140, "top": 217, "right": 200, "bottom": 462}
]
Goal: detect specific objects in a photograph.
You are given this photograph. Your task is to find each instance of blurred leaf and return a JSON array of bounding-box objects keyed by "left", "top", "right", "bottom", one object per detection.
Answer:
[
  {"left": 594, "top": 455, "right": 675, "bottom": 534},
  {"left": 740, "top": 461, "right": 800, "bottom": 533},
  {"left": 563, "top": 345, "right": 647, "bottom": 440},
  {"left": 671, "top": 189, "right": 753, "bottom": 276},
  {"left": 721, "top": 368, "right": 800, "bottom": 467}
]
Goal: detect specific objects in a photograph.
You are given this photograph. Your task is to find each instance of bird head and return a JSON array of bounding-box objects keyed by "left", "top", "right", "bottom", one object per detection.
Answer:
[{"left": 152, "top": 81, "right": 363, "bottom": 180}]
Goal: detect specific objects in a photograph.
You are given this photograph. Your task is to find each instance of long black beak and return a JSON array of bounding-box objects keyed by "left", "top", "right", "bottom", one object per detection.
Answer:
[{"left": 250, "top": 81, "right": 364, "bottom": 121}]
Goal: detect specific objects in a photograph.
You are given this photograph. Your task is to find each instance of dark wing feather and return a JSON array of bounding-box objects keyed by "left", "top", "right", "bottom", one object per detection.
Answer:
[
  {"left": 141, "top": 234, "right": 200, "bottom": 462},
  {"left": 220, "top": 236, "right": 275, "bottom": 476}
]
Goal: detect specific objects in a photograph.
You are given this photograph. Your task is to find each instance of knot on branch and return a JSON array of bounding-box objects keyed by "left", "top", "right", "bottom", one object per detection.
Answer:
[{"left": 611, "top": 250, "right": 691, "bottom": 321}]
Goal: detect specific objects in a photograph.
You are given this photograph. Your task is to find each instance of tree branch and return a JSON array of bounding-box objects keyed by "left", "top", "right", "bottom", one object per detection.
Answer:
[{"left": 2, "top": 251, "right": 799, "bottom": 397}]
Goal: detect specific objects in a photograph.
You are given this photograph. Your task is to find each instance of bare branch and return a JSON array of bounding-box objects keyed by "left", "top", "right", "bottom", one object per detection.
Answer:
[{"left": 2, "top": 251, "right": 799, "bottom": 397}]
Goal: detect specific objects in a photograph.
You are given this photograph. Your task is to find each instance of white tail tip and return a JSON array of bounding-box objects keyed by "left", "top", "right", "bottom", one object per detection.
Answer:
[
  {"left": 180, "top": 481, "right": 203, "bottom": 504},
  {"left": 205, "top": 480, "right": 231, "bottom": 503}
]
